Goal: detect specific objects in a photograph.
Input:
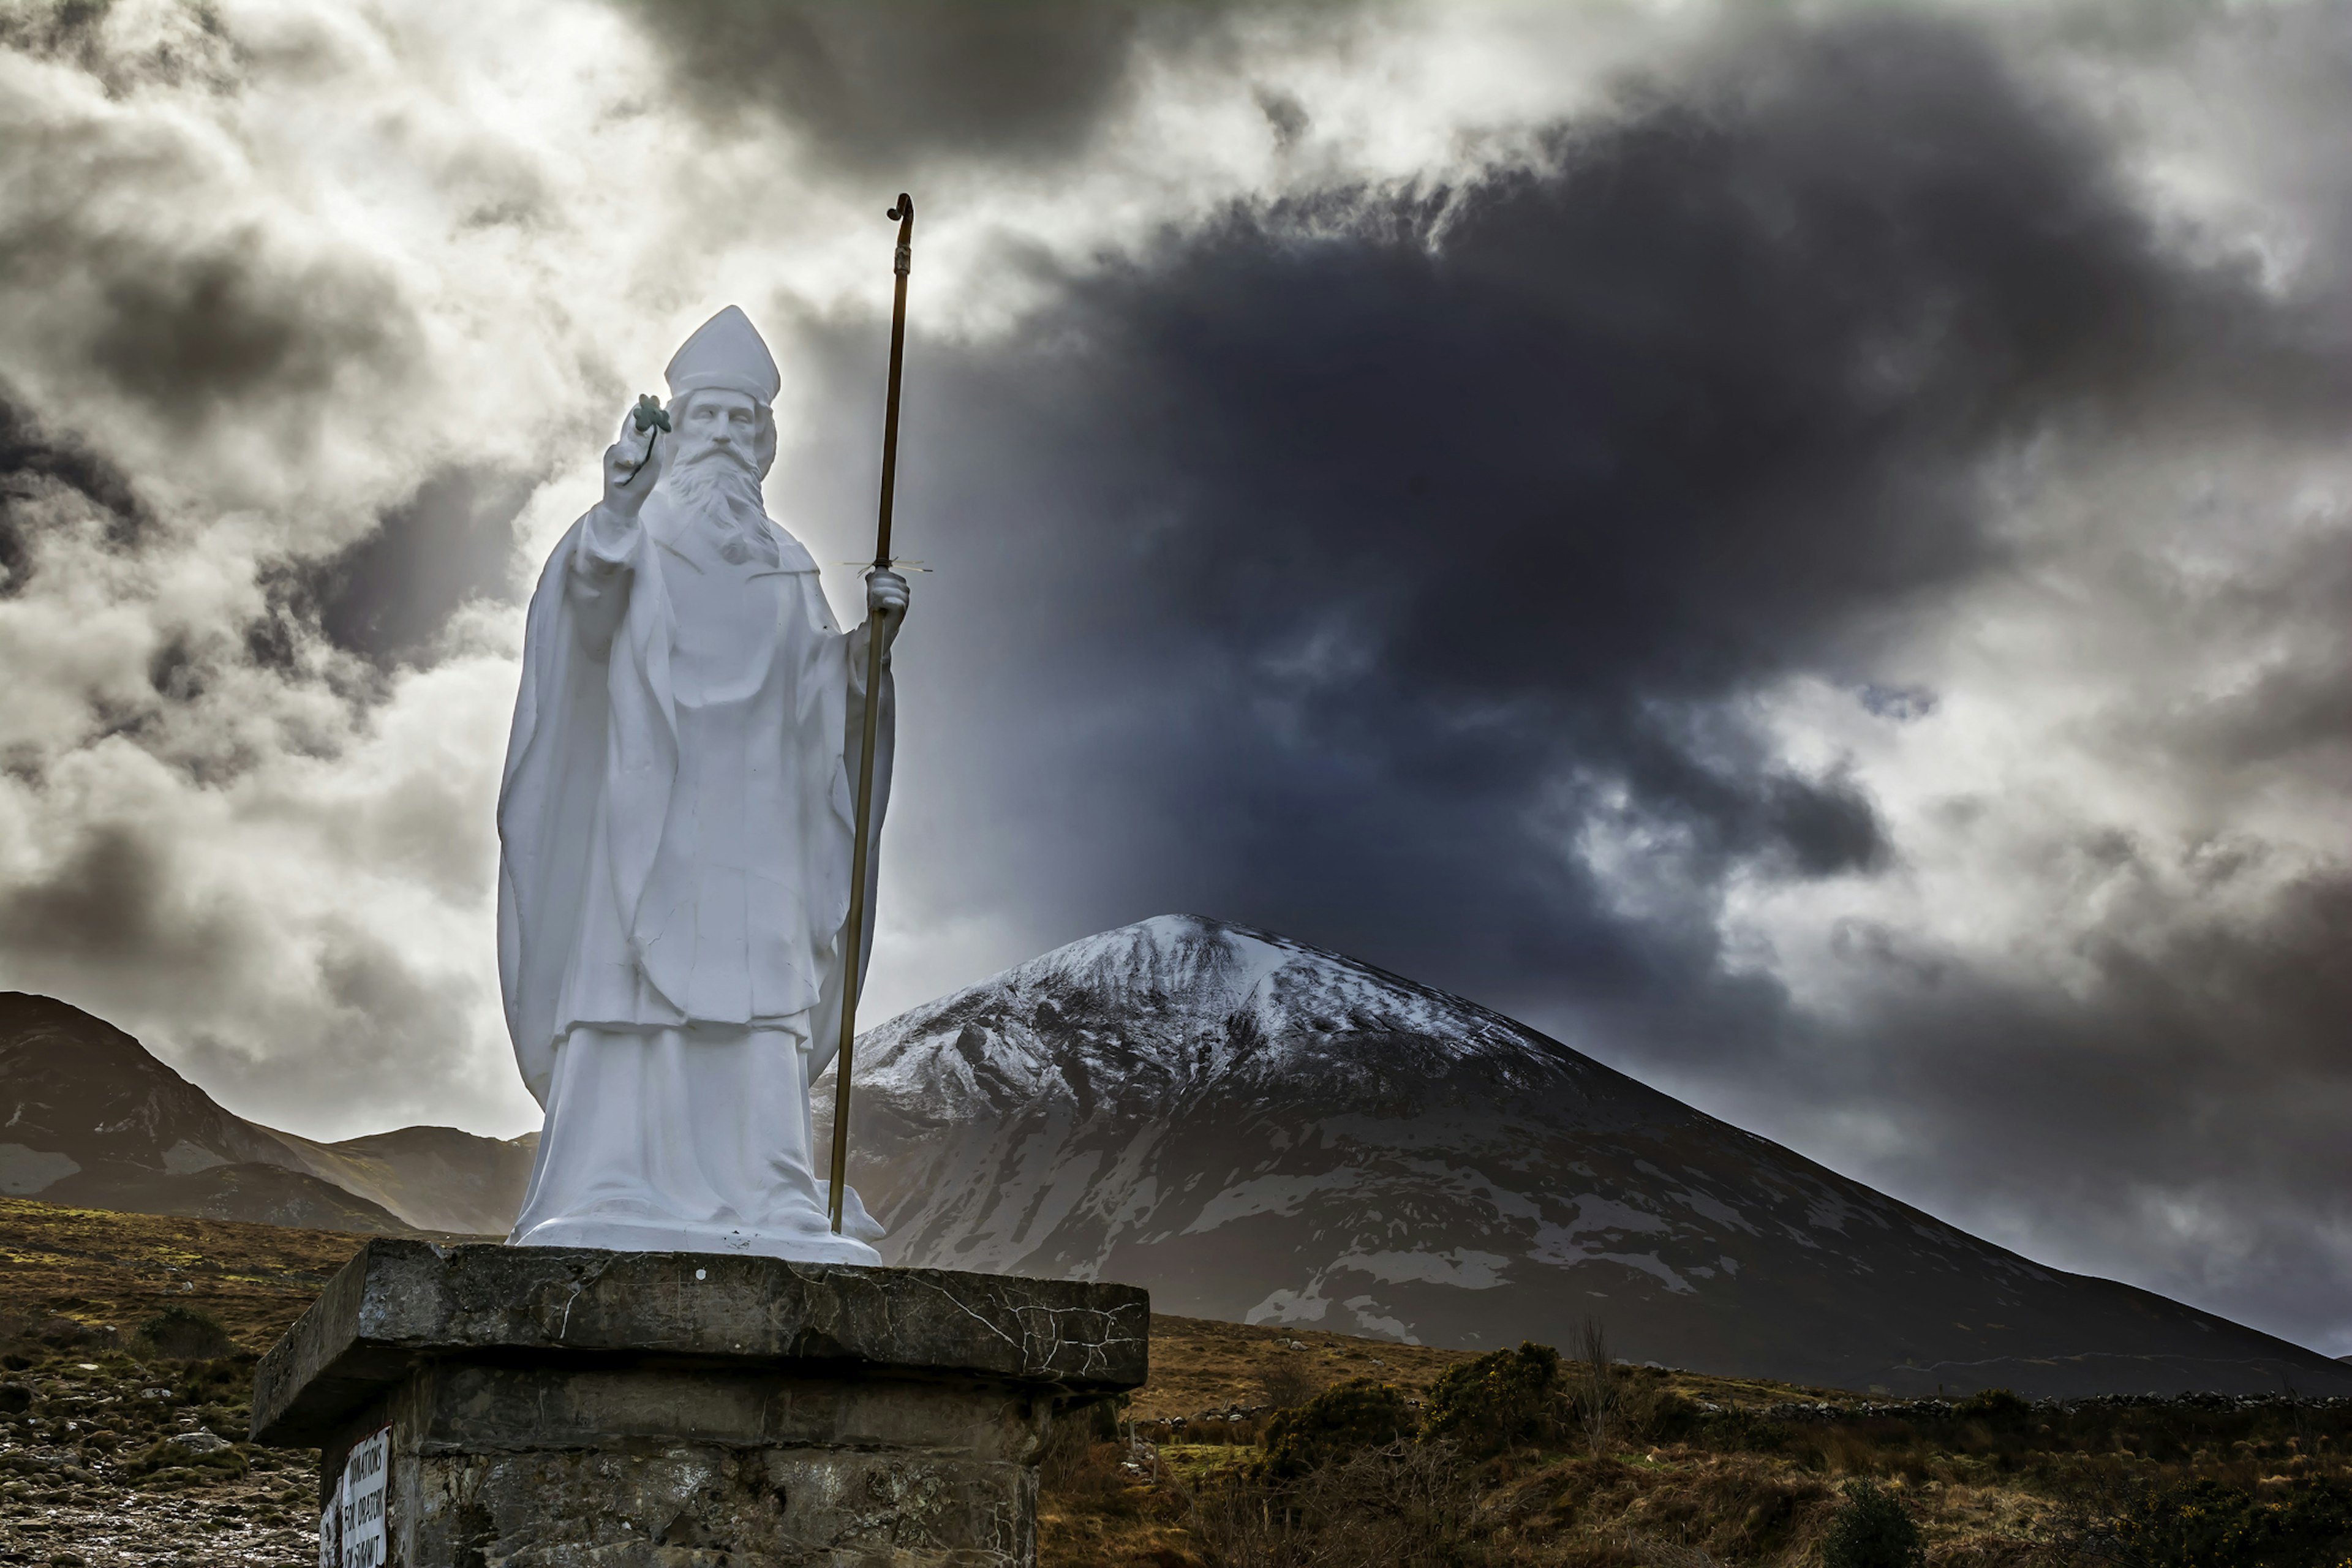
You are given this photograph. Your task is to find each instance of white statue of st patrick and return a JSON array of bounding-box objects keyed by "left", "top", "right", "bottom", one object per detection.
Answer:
[{"left": 497, "top": 306, "right": 906, "bottom": 1264}]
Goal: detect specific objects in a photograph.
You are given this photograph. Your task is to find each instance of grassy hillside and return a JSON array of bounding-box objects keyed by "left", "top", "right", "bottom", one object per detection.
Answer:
[{"left": 0, "top": 1198, "right": 2342, "bottom": 1567}]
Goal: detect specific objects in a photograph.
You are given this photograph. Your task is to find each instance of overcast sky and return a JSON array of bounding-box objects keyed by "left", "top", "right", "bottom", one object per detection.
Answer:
[{"left": 1, "top": 0, "right": 2348, "bottom": 1355}]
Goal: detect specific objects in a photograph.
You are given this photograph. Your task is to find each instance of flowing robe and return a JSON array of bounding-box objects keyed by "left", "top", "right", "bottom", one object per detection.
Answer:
[{"left": 496, "top": 488, "right": 891, "bottom": 1259}]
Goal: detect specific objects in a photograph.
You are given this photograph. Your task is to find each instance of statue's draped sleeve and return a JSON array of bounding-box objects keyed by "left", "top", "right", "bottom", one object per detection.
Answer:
[{"left": 499, "top": 513, "right": 613, "bottom": 1104}]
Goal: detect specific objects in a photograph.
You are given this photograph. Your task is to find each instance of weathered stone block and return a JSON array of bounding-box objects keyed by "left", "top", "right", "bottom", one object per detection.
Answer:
[{"left": 252, "top": 1240, "right": 1148, "bottom": 1567}]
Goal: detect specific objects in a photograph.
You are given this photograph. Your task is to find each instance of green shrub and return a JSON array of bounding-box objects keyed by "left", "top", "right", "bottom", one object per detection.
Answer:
[
  {"left": 1822, "top": 1480, "right": 1925, "bottom": 1568},
  {"left": 1953, "top": 1387, "right": 2032, "bottom": 1426},
  {"left": 2103, "top": 1476, "right": 2352, "bottom": 1568},
  {"left": 0, "top": 1313, "right": 118, "bottom": 1354},
  {"left": 1421, "top": 1340, "right": 1562, "bottom": 1456},
  {"left": 136, "top": 1306, "right": 233, "bottom": 1360},
  {"left": 1697, "top": 1402, "right": 1790, "bottom": 1453},
  {"left": 1633, "top": 1385, "right": 1700, "bottom": 1444},
  {"left": 1254, "top": 1378, "right": 1413, "bottom": 1481}
]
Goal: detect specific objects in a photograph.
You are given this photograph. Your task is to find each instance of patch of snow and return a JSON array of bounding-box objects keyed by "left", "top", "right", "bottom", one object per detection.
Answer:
[
  {"left": 1594, "top": 1251, "right": 1698, "bottom": 1294},
  {"left": 1247, "top": 1281, "right": 1333, "bottom": 1325},
  {"left": 1183, "top": 1169, "right": 1363, "bottom": 1234},
  {"left": 1807, "top": 1196, "right": 1868, "bottom": 1233},
  {"left": 1558, "top": 1194, "right": 1673, "bottom": 1237},
  {"left": 1526, "top": 1218, "right": 1701, "bottom": 1294},
  {"left": 1670, "top": 1186, "right": 1758, "bottom": 1234},
  {"left": 0, "top": 1144, "right": 77, "bottom": 1195},
  {"left": 1341, "top": 1295, "right": 1419, "bottom": 1343},
  {"left": 161, "top": 1139, "right": 227, "bottom": 1176},
  {"left": 1333, "top": 1248, "right": 1512, "bottom": 1290}
]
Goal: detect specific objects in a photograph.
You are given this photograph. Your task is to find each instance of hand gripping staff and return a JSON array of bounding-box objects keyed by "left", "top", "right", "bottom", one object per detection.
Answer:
[{"left": 829, "top": 194, "right": 915, "bottom": 1236}]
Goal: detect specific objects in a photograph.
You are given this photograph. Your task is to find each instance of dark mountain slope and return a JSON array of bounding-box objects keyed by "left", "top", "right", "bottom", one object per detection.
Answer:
[
  {"left": 832, "top": 914, "right": 2351, "bottom": 1398},
  {"left": 0, "top": 993, "right": 307, "bottom": 1197}
]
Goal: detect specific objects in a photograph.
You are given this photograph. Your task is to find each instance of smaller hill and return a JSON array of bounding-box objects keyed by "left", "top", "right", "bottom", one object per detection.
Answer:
[
  {"left": 0, "top": 992, "right": 526, "bottom": 1237},
  {"left": 50, "top": 1160, "right": 409, "bottom": 1235},
  {"left": 268, "top": 1125, "right": 536, "bottom": 1237}
]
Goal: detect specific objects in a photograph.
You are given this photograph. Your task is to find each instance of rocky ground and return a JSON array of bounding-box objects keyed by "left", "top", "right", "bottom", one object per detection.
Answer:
[
  {"left": 0, "top": 1199, "right": 349, "bottom": 1567},
  {"left": 0, "top": 1354, "right": 318, "bottom": 1566}
]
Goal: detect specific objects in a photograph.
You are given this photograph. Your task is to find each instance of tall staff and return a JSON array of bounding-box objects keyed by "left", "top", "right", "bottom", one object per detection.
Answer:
[{"left": 829, "top": 194, "right": 916, "bottom": 1235}]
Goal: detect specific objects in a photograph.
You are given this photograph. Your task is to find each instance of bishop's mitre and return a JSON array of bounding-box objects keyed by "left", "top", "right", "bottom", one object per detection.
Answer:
[{"left": 665, "top": 305, "right": 782, "bottom": 406}]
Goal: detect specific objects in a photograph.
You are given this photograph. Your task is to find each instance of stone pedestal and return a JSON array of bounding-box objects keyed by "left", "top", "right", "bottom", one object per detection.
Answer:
[{"left": 251, "top": 1239, "right": 1149, "bottom": 1567}]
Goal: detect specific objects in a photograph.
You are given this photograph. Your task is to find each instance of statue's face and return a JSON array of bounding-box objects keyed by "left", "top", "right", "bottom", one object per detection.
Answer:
[{"left": 672, "top": 390, "right": 761, "bottom": 471}]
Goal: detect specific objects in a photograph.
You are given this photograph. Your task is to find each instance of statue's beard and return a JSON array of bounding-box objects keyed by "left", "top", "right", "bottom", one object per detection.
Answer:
[{"left": 657, "top": 443, "right": 769, "bottom": 531}]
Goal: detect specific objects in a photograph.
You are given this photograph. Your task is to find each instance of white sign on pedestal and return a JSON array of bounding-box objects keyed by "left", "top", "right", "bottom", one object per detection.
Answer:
[{"left": 335, "top": 1425, "right": 389, "bottom": 1568}]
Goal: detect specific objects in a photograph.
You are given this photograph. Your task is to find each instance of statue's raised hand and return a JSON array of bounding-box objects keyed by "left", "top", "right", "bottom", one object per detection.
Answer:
[{"left": 601, "top": 396, "right": 669, "bottom": 516}]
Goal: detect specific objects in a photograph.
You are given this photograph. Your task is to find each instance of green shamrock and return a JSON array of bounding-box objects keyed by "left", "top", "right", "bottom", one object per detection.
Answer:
[{"left": 631, "top": 394, "right": 672, "bottom": 434}]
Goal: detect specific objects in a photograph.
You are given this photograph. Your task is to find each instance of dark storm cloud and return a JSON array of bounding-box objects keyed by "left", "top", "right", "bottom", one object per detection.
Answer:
[
  {"left": 0, "top": 0, "right": 241, "bottom": 97},
  {"left": 0, "top": 0, "right": 116, "bottom": 72},
  {"left": 799, "top": 13, "right": 2325, "bottom": 994},
  {"left": 56, "top": 236, "right": 414, "bottom": 434},
  {"left": 0, "top": 390, "right": 151, "bottom": 589},
  {"left": 311, "top": 469, "right": 536, "bottom": 666},
  {"left": 0, "top": 819, "right": 244, "bottom": 973},
  {"left": 1807, "top": 864, "right": 2352, "bottom": 1346},
  {"left": 626, "top": 0, "right": 1246, "bottom": 168},
  {"left": 0, "top": 811, "right": 488, "bottom": 1123},
  {"left": 233, "top": 467, "right": 532, "bottom": 690},
  {"left": 0, "top": 77, "right": 417, "bottom": 437}
]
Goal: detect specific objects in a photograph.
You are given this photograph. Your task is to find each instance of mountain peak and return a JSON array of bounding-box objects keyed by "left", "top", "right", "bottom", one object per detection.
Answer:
[
  {"left": 857, "top": 913, "right": 1569, "bottom": 1115},
  {"left": 0, "top": 991, "right": 187, "bottom": 1079}
]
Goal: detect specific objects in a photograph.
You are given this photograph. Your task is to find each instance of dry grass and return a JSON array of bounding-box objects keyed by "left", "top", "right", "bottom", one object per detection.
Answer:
[
  {"left": 0, "top": 1196, "right": 368, "bottom": 1353},
  {"left": 1139, "top": 1314, "right": 1481, "bottom": 1421},
  {"left": 1136, "top": 1317, "right": 1853, "bottom": 1434}
]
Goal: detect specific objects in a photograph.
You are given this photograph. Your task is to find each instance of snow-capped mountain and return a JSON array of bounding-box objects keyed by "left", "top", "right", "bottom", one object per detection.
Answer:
[{"left": 832, "top": 914, "right": 2351, "bottom": 1398}]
